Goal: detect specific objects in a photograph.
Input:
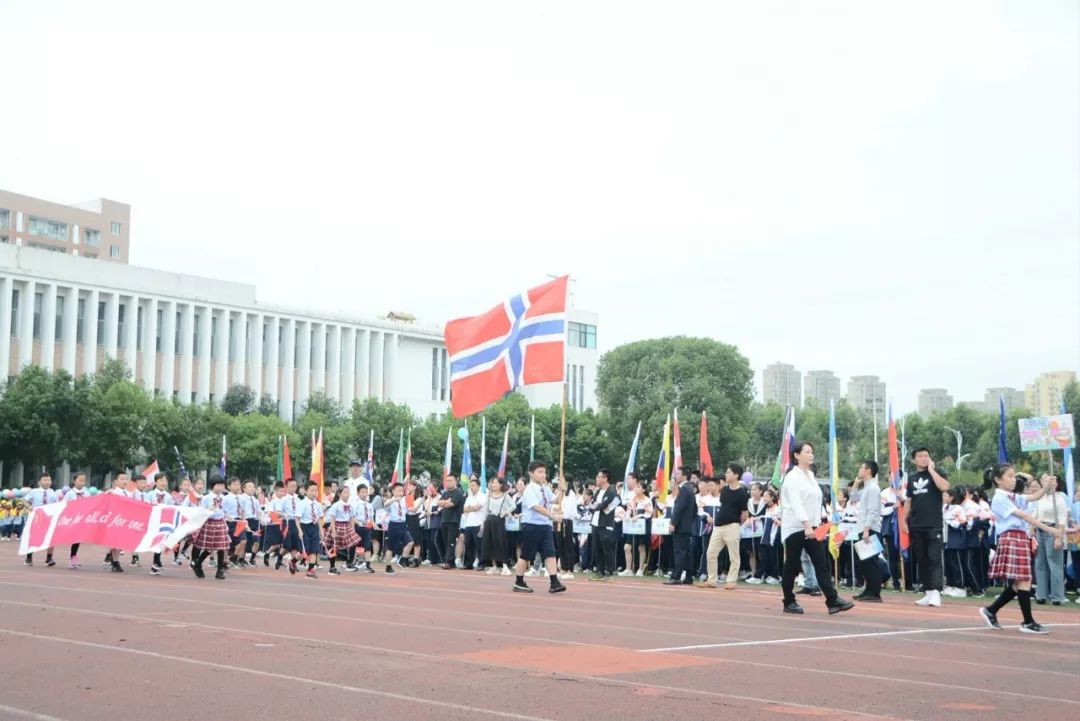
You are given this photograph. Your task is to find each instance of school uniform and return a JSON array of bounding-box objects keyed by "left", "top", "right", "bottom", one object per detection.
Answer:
[
  {"left": 262, "top": 495, "right": 285, "bottom": 548},
  {"left": 519, "top": 482, "right": 557, "bottom": 563},
  {"left": 385, "top": 497, "right": 412, "bottom": 556},
  {"left": 988, "top": 492, "right": 1032, "bottom": 582},
  {"left": 481, "top": 493, "right": 515, "bottom": 567},
  {"left": 328, "top": 500, "right": 361, "bottom": 550},
  {"left": 961, "top": 499, "right": 985, "bottom": 594},
  {"left": 942, "top": 503, "right": 968, "bottom": 590},
  {"left": 353, "top": 500, "right": 374, "bottom": 553},
  {"left": 744, "top": 498, "right": 766, "bottom": 580},
  {"left": 238, "top": 494, "right": 262, "bottom": 546},
  {"left": 295, "top": 498, "right": 324, "bottom": 556},
  {"left": 193, "top": 495, "right": 231, "bottom": 551},
  {"left": 26, "top": 488, "right": 60, "bottom": 509}
]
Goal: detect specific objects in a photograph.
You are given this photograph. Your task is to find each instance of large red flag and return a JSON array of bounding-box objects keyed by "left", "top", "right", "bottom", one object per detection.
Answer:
[
  {"left": 699, "top": 411, "right": 713, "bottom": 477},
  {"left": 444, "top": 276, "right": 568, "bottom": 418}
]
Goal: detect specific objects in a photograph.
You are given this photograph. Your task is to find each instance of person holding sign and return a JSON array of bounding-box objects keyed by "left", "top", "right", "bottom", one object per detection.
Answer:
[{"left": 853, "top": 461, "right": 883, "bottom": 602}]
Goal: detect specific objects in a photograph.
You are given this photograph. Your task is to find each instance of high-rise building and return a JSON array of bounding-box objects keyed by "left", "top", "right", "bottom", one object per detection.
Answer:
[
  {"left": 804, "top": 370, "right": 841, "bottom": 407},
  {"left": 763, "top": 362, "right": 801, "bottom": 407},
  {"left": 1024, "top": 371, "right": 1077, "bottom": 417},
  {"left": 847, "top": 375, "right": 886, "bottom": 422},
  {"left": 918, "top": 388, "right": 954, "bottom": 417},
  {"left": 0, "top": 189, "right": 130, "bottom": 263},
  {"left": 984, "top": 387, "right": 1026, "bottom": 414}
]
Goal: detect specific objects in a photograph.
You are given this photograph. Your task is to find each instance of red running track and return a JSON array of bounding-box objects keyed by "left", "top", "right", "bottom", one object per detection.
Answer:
[{"left": 1, "top": 550, "right": 1078, "bottom": 721}]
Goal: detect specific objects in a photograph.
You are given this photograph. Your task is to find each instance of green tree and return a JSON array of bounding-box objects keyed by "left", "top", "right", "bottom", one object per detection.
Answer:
[
  {"left": 220, "top": 384, "right": 256, "bottom": 415},
  {"left": 229, "top": 413, "right": 296, "bottom": 481},
  {"left": 596, "top": 337, "right": 754, "bottom": 482},
  {"left": 257, "top": 394, "right": 279, "bottom": 416},
  {"left": 0, "top": 366, "right": 84, "bottom": 481}
]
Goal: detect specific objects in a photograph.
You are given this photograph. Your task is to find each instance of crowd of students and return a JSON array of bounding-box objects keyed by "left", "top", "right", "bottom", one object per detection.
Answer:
[{"left": 15, "top": 448, "right": 1080, "bottom": 631}]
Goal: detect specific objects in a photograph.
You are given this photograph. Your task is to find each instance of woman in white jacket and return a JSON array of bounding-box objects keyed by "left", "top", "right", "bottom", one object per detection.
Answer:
[{"left": 779, "top": 442, "right": 854, "bottom": 616}]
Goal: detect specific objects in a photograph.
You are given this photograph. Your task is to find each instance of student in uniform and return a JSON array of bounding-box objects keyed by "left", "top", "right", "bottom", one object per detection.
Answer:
[
  {"left": 221, "top": 478, "right": 245, "bottom": 568},
  {"left": 620, "top": 474, "right": 653, "bottom": 578},
  {"left": 193, "top": 478, "right": 231, "bottom": 580},
  {"left": 261, "top": 481, "right": 286, "bottom": 568},
  {"left": 384, "top": 483, "right": 415, "bottom": 575},
  {"left": 145, "top": 472, "right": 175, "bottom": 575},
  {"left": 24, "top": 473, "right": 60, "bottom": 567},
  {"left": 292, "top": 482, "right": 322, "bottom": 579},
  {"left": 743, "top": 482, "right": 767, "bottom": 583},
  {"left": 511, "top": 461, "right": 567, "bottom": 594},
  {"left": 0, "top": 500, "right": 12, "bottom": 540},
  {"left": 327, "top": 486, "right": 361, "bottom": 575},
  {"left": 759, "top": 487, "right": 783, "bottom": 584},
  {"left": 942, "top": 487, "right": 969, "bottom": 598},
  {"left": 481, "top": 477, "right": 515, "bottom": 576},
  {"left": 105, "top": 472, "right": 138, "bottom": 572},
  {"left": 980, "top": 464, "right": 1066, "bottom": 634},
  {"left": 237, "top": 480, "right": 262, "bottom": 567},
  {"left": 352, "top": 484, "right": 377, "bottom": 573},
  {"left": 960, "top": 485, "right": 986, "bottom": 598},
  {"left": 128, "top": 474, "right": 151, "bottom": 567},
  {"left": 461, "top": 478, "right": 487, "bottom": 571}
]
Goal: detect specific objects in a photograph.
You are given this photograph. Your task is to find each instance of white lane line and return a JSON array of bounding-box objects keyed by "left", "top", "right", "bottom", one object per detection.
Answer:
[
  {"left": 641, "top": 623, "right": 1080, "bottom": 652},
  {"left": 5, "top": 630, "right": 558, "bottom": 721},
  {"left": 0, "top": 703, "right": 71, "bottom": 721}
]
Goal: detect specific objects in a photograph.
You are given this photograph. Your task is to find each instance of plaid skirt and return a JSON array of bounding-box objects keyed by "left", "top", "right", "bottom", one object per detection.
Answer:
[
  {"left": 988, "top": 530, "right": 1032, "bottom": 582},
  {"left": 332, "top": 521, "right": 360, "bottom": 550},
  {"left": 193, "top": 518, "right": 231, "bottom": 551}
]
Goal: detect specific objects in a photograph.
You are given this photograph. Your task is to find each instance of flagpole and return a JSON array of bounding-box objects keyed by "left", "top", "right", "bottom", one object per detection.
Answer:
[
  {"left": 872, "top": 398, "right": 879, "bottom": 464},
  {"left": 558, "top": 383, "right": 568, "bottom": 484}
]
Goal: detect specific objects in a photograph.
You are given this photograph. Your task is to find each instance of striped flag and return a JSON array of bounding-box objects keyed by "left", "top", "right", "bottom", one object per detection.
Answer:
[
  {"left": 672, "top": 408, "right": 683, "bottom": 471},
  {"left": 460, "top": 421, "right": 473, "bottom": 482},
  {"left": 1062, "top": 399, "right": 1075, "bottom": 500},
  {"left": 404, "top": 428, "right": 412, "bottom": 483},
  {"left": 143, "top": 459, "right": 160, "bottom": 480},
  {"left": 363, "top": 430, "right": 375, "bottom": 483},
  {"left": 998, "top": 396, "right": 1009, "bottom": 463},
  {"left": 390, "top": 428, "right": 405, "bottom": 484},
  {"left": 770, "top": 406, "right": 796, "bottom": 488},
  {"left": 656, "top": 415, "right": 671, "bottom": 503},
  {"left": 219, "top": 435, "right": 227, "bottom": 478},
  {"left": 624, "top": 421, "right": 642, "bottom": 480},
  {"left": 310, "top": 428, "right": 325, "bottom": 502},
  {"left": 887, "top": 402, "right": 900, "bottom": 490},
  {"left": 827, "top": 400, "right": 845, "bottom": 558},
  {"left": 277, "top": 435, "right": 293, "bottom": 482}
]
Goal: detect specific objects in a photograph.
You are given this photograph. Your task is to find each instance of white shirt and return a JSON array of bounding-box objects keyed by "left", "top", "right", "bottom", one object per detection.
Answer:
[
  {"left": 1033, "top": 492, "right": 1069, "bottom": 526},
  {"left": 780, "top": 467, "right": 822, "bottom": 542},
  {"left": 462, "top": 491, "right": 488, "bottom": 528}
]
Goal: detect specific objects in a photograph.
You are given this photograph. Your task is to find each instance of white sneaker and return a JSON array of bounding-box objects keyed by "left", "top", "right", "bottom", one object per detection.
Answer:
[
  {"left": 1074, "top": 596, "right": 1080, "bottom": 604},
  {"left": 618, "top": 569, "right": 634, "bottom": 577},
  {"left": 558, "top": 572, "right": 574, "bottom": 580},
  {"left": 455, "top": 558, "right": 464, "bottom": 569},
  {"left": 485, "top": 568, "right": 496, "bottom": 575},
  {"left": 540, "top": 568, "right": 549, "bottom": 577},
  {"left": 765, "top": 576, "right": 781, "bottom": 585},
  {"left": 746, "top": 577, "right": 763, "bottom": 585},
  {"left": 944, "top": 587, "right": 966, "bottom": 598},
  {"left": 717, "top": 575, "right": 727, "bottom": 583},
  {"left": 525, "top": 568, "right": 538, "bottom": 577},
  {"left": 795, "top": 574, "right": 804, "bottom": 586},
  {"left": 635, "top": 569, "right": 644, "bottom": 577},
  {"left": 421, "top": 559, "right": 432, "bottom": 566},
  {"left": 927, "top": 590, "right": 943, "bottom": 607},
  {"left": 501, "top": 565, "right": 512, "bottom": 576},
  {"left": 915, "top": 593, "right": 932, "bottom": 606}
]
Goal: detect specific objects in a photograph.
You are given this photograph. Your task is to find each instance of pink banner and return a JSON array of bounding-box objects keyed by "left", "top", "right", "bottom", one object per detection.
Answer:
[{"left": 18, "top": 494, "right": 210, "bottom": 555}]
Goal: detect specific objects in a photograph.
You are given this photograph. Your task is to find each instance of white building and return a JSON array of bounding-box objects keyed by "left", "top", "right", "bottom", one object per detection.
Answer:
[
  {"left": 520, "top": 308, "right": 599, "bottom": 412},
  {"left": 847, "top": 375, "right": 886, "bottom": 423},
  {"left": 804, "top": 370, "right": 841, "bottom": 407},
  {"left": 1, "top": 244, "right": 450, "bottom": 421},
  {"left": 917, "top": 388, "right": 954, "bottom": 417}
]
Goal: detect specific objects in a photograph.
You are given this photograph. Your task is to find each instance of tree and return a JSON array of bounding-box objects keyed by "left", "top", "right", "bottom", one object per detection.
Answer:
[
  {"left": 220, "top": 385, "right": 256, "bottom": 416},
  {"left": 257, "top": 394, "right": 279, "bottom": 416},
  {"left": 229, "top": 413, "right": 296, "bottom": 481},
  {"left": 0, "top": 366, "right": 84, "bottom": 481},
  {"left": 596, "top": 337, "right": 754, "bottom": 482}
]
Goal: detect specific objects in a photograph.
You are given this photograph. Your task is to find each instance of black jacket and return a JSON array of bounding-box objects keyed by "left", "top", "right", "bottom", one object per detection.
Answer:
[
  {"left": 670, "top": 481, "right": 697, "bottom": 534},
  {"left": 592, "top": 485, "right": 619, "bottom": 529}
]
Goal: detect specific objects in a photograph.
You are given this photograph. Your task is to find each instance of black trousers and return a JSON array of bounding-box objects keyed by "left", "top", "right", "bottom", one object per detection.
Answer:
[
  {"left": 671, "top": 533, "right": 692, "bottom": 582},
  {"left": 781, "top": 531, "right": 839, "bottom": 606},
  {"left": 595, "top": 527, "right": 617, "bottom": 575},
  {"left": 463, "top": 526, "right": 480, "bottom": 568},
  {"left": 857, "top": 532, "right": 883, "bottom": 597},
  {"left": 909, "top": 527, "right": 944, "bottom": 592},
  {"left": 441, "top": 522, "right": 460, "bottom": 565}
]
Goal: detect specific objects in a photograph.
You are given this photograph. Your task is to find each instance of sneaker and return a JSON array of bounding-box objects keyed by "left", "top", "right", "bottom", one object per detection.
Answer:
[
  {"left": 635, "top": 569, "right": 644, "bottom": 577},
  {"left": 150, "top": 566, "right": 161, "bottom": 575},
  {"left": 944, "top": 587, "right": 966, "bottom": 598},
  {"left": 915, "top": 593, "right": 933, "bottom": 606},
  {"left": 525, "top": 568, "right": 538, "bottom": 577},
  {"left": 174, "top": 557, "right": 183, "bottom": 566},
  {"left": 68, "top": 558, "right": 80, "bottom": 570},
  {"left": 24, "top": 559, "right": 32, "bottom": 567},
  {"left": 421, "top": 559, "right": 432, "bottom": 566},
  {"left": 501, "top": 565, "right": 512, "bottom": 576},
  {"left": 455, "top": 558, "right": 464, "bottom": 569},
  {"left": 927, "top": 590, "right": 943, "bottom": 607},
  {"left": 192, "top": 564, "right": 205, "bottom": 579},
  {"left": 717, "top": 574, "right": 727, "bottom": 583},
  {"left": 151, "top": 562, "right": 163, "bottom": 572},
  {"left": 45, "top": 558, "right": 56, "bottom": 567},
  {"left": 365, "top": 564, "right": 376, "bottom": 574},
  {"left": 980, "top": 607, "right": 1002, "bottom": 630},
  {"left": 828, "top": 599, "right": 855, "bottom": 615},
  {"left": 738, "top": 571, "right": 751, "bottom": 581},
  {"left": 1019, "top": 622, "right": 1048, "bottom": 634},
  {"left": 783, "top": 603, "right": 804, "bottom": 615},
  {"left": 328, "top": 567, "right": 341, "bottom": 576},
  {"left": 560, "top": 572, "right": 575, "bottom": 580},
  {"left": 485, "top": 568, "right": 496, "bottom": 575},
  {"left": 541, "top": 568, "right": 549, "bottom": 577},
  {"left": 765, "top": 577, "right": 781, "bottom": 585},
  {"left": 746, "top": 577, "right": 764, "bottom": 585},
  {"left": 305, "top": 570, "right": 318, "bottom": 579},
  {"left": 288, "top": 559, "right": 298, "bottom": 575},
  {"left": 215, "top": 568, "right": 227, "bottom": 580},
  {"left": 385, "top": 565, "right": 396, "bottom": 575},
  {"left": 111, "top": 563, "right": 124, "bottom": 573},
  {"left": 513, "top": 580, "right": 533, "bottom": 593},
  {"left": 618, "top": 569, "right": 634, "bottom": 577},
  {"left": 549, "top": 581, "right": 567, "bottom": 594}
]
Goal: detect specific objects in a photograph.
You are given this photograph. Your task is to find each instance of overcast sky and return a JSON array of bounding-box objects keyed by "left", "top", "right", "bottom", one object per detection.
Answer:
[{"left": 2, "top": 1, "right": 1077, "bottom": 413}]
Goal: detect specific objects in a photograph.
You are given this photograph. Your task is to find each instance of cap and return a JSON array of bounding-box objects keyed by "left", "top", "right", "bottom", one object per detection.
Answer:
[{"left": 349, "top": 460, "right": 363, "bottom": 468}]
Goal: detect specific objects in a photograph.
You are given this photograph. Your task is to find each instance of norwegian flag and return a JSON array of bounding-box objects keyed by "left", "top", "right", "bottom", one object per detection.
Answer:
[
  {"left": 149, "top": 507, "right": 183, "bottom": 548},
  {"left": 444, "top": 276, "right": 568, "bottom": 418}
]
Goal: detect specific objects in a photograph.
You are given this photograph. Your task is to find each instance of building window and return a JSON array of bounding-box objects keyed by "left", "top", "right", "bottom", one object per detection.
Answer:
[
  {"left": 567, "top": 322, "right": 597, "bottom": 349},
  {"left": 0, "top": 235, "right": 8, "bottom": 244},
  {"left": 27, "top": 241, "right": 67, "bottom": 253},
  {"left": 28, "top": 216, "right": 68, "bottom": 242},
  {"left": 117, "top": 303, "right": 127, "bottom": 348},
  {"left": 109, "top": 245, "right": 120, "bottom": 258},
  {"left": 97, "top": 301, "right": 106, "bottom": 345},
  {"left": 263, "top": 322, "right": 270, "bottom": 364},
  {"left": 9, "top": 289, "right": 18, "bottom": 337},
  {"left": 136, "top": 305, "right": 143, "bottom": 352},
  {"left": 209, "top": 315, "right": 217, "bottom": 359},
  {"left": 0, "top": 208, "right": 9, "bottom": 229},
  {"left": 175, "top": 311, "right": 181, "bottom": 354},
  {"left": 76, "top": 298, "right": 85, "bottom": 341},
  {"left": 54, "top": 294, "right": 65, "bottom": 340},
  {"left": 111, "top": 222, "right": 121, "bottom": 235},
  {"left": 84, "top": 229, "right": 101, "bottom": 247},
  {"left": 440, "top": 348, "right": 449, "bottom": 401},
  {"left": 32, "top": 291, "right": 42, "bottom": 339},
  {"left": 156, "top": 308, "right": 163, "bottom": 352},
  {"left": 431, "top": 347, "right": 439, "bottom": 400},
  {"left": 578, "top": 364, "right": 585, "bottom": 411},
  {"left": 193, "top": 311, "right": 202, "bottom": 354}
]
